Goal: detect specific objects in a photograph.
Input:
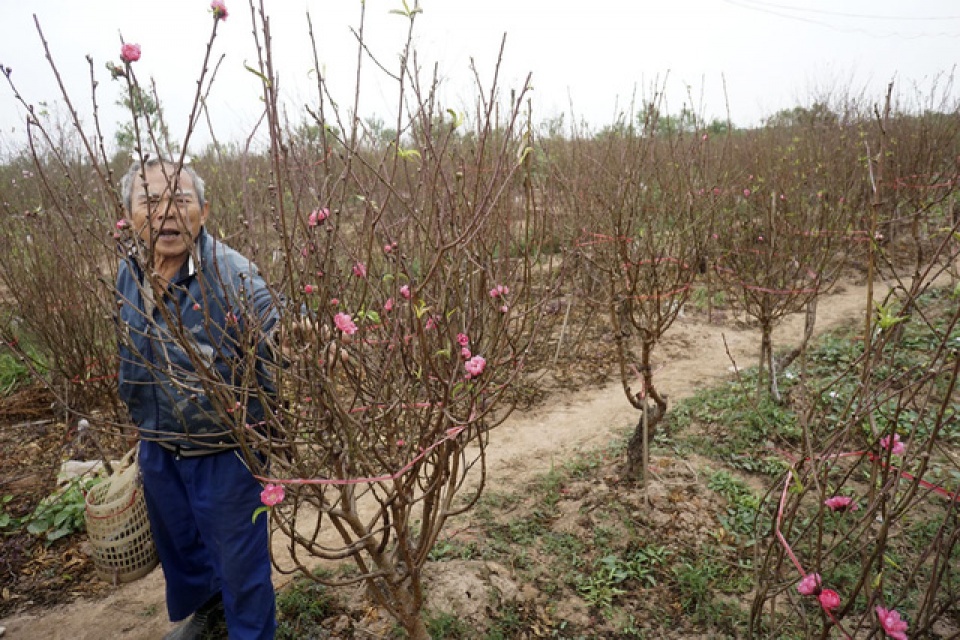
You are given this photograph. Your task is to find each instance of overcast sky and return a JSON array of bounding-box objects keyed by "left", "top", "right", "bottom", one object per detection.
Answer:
[{"left": 1, "top": 0, "right": 958, "bottom": 154}]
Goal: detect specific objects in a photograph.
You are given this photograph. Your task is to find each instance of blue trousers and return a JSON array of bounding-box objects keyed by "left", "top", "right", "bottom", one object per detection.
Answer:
[{"left": 139, "top": 440, "right": 276, "bottom": 640}]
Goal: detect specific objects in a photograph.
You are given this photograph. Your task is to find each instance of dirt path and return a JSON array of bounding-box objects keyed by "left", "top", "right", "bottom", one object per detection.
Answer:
[{"left": 0, "top": 278, "right": 882, "bottom": 639}]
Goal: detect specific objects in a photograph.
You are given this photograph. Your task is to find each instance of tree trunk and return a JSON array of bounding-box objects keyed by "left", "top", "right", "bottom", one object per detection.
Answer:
[{"left": 625, "top": 338, "right": 668, "bottom": 479}]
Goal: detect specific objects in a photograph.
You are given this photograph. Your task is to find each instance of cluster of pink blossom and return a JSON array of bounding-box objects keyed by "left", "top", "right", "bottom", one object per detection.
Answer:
[
  {"left": 489, "top": 284, "right": 510, "bottom": 313},
  {"left": 457, "top": 333, "right": 471, "bottom": 360},
  {"left": 489, "top": 284, "right": 509, "bottom": 298},
  {"left": 797, "top": 571, "right": 910, "bottom": 637},
  {"left": 796, "top": 573, "right": 840, "bottom": 611}
]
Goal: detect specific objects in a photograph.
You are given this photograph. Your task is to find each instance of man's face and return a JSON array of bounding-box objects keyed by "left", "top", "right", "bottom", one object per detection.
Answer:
[{"left": 129, "top": 163, "right": 209, "bottom": 267}]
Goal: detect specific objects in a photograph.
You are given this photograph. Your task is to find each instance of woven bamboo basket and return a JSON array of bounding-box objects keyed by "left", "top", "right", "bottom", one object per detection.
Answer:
[{"left": 84, "top": 447, "right": 158, "bottom": 583}]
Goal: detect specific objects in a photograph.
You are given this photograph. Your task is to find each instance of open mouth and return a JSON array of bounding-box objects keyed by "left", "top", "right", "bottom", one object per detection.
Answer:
[{"left": 156, "top": 228, "right": 181, "bottom": 239}]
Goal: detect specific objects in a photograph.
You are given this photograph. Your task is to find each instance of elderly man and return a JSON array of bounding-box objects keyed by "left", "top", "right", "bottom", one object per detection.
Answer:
[{"left": 116, "top": 157, "right": 278, "bottom": 640}]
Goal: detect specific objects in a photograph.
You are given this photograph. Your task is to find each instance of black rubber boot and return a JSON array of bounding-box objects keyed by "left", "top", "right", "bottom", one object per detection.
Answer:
[{"left": 162, "top": 593, "right": 225, "bottom": 640}]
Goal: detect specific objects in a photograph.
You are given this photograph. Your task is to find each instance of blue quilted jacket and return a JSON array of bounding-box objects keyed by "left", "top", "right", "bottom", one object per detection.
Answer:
[{"left": 116, "top": 229, "right": 279, "bottom": 450}]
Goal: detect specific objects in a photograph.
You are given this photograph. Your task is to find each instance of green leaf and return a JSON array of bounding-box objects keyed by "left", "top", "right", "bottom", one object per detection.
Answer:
[
  {"left": 252, "top": 506, "right": 269, "bottom": 524},
  {"left": 397, "top": 147, "right": 421, "bottom": 161},
  {"left": 874, "top": 302, "right": 906, "bottom": 330},
  {"left": 446, "top": 109, "right": 464, "bottom": 129},
  {"left": 243, "top": 62, "right": 272, "bottom": 88},
  {"left": 27, "top": 520, "right": 48, "bottom": 535},
  {"left": 47, "top": 527, "right": 72, "bottom": 542},
  {"left": 516, "top": 146, "right": 533, "bottom": 165}
]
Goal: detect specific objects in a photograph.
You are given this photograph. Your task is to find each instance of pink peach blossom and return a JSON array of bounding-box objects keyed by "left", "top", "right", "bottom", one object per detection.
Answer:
[
  {"left": 334, "top": 312, "right": 357, "bottom": 335},
  {"left": 824, "top": 496, "right": 858, "bottom": 512},
  {"left": 383, "top": 298, "right": 394, "bottom": 312},
  {"left": 120, "top": 43, "right": 141, "bottom": 63},
  {"left": 876, "top": 606, "right": 909, "bottom": 640},
  {"left": 400, "top": 285, "right": 411, "bottom": 299},
  {"left": 260, "top": 483, "right": 285, "bottom": 506},
  {"left": 880, "top": 433, "right": 905, "bottom": 455},
  {"left": 304, "top": 284, "right": 315, "bottom": 294},
  {"left": 464, "top": 355, "right": 486, "bottom": 378},
  {"left": 460, "top": 347, "right": 472, "bottom": 360},
  {"left": 456, "top": 333, "right": 469, "bottom": 347},
  {"left": 352, "top": 262, "right": 367, "bottom": 278}
]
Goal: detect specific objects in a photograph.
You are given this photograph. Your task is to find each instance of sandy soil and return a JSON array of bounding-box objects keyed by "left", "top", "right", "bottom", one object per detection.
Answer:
[{"left": 0, "top": 277, "right": 885, "bottom": 639}]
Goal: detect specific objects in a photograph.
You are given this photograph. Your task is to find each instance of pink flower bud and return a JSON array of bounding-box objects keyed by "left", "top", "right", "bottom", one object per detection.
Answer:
[
  {"left": 308, "top": 208, "right": 329, "bottom": 226},
  {"left": 818, "top": 589, "right": 840, "bottom": 610},
  {"left": 210, "top": 0, "right": 228, "bottom": 20},
  {"left": 797, "top": 573, "right": 821, "bottom": 596}
]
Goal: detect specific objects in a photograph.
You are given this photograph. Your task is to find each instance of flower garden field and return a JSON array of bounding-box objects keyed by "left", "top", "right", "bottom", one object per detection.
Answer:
[{"left": 1, "top": 3, "right": 959, "bottom": 637}]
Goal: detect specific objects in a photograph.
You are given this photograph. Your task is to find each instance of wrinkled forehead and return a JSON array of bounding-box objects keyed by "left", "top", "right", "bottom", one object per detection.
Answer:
[{"left": 133, "top": 164, "right": 196, "bottom": 196}]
